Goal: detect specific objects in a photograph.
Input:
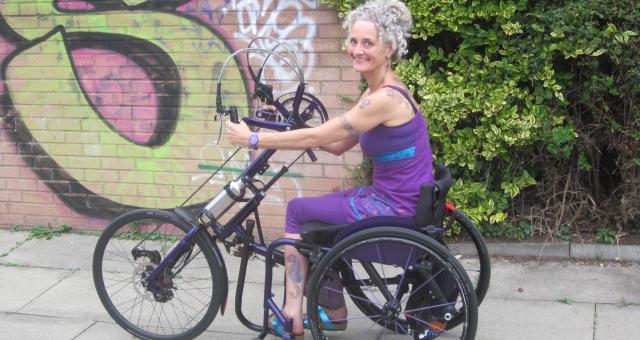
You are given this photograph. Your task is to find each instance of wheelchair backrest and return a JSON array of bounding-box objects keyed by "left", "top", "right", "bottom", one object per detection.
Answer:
[{"left": 414, "top": 164, "right": 453, "bottom": 228}]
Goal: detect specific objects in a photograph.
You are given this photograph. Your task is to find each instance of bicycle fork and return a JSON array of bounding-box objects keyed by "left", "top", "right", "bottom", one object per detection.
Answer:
[{"left": 140, "top": 223, "right": 205, "bottom": 298}]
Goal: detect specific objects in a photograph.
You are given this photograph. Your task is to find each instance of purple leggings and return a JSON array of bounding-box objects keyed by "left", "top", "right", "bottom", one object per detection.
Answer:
[
  {"left": 285, "top": 189, "right": 353, "bottom": 234},
  {"left": 287, "top": 191, "right": 351, "bottom": 309}
]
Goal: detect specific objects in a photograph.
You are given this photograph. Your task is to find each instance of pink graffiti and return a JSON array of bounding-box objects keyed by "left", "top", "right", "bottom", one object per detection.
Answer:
[
  {"left": 177, "top": 0, "right": 230, "bottom": 26},
  {"left": 56, "top": 0, "right": 95, "bottom": 11},
  {"left": 72, "top": 48, "right": 158, "bottom": 144}
]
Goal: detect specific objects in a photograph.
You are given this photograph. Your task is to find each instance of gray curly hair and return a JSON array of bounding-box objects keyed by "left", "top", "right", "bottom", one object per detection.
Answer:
[{"left": 343, "top": 0, "right": 413, "bottom": 63}]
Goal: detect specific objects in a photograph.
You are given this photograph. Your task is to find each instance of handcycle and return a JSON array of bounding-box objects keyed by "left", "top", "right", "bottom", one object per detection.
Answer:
[{"left": 92, "top": 38, "right": 490, "bottom": 340}]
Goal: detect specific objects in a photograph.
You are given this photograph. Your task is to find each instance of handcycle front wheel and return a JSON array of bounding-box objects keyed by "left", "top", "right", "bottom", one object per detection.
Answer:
[
  {"left": 92, "top": 209, "right": 227, "bottom": 340},
  {"left": 307, "top": 227, "right": 478, "bottom": 340}
]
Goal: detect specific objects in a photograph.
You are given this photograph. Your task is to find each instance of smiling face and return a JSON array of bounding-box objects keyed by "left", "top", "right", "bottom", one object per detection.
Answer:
[{"left": 347, "top": 20, "right": 394, "bottom": 74}]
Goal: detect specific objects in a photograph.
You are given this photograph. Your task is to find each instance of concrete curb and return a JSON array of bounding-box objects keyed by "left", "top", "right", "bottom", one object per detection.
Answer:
[
  {"left": 1, "top": 229, "right": 639, "bottom": 262},
  {"left": 486, "top": 242, "right": 640, "bottom": 262}
]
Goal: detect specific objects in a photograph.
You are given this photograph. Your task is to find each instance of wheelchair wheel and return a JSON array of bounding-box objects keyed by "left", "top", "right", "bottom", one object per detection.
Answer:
[
  {"left": 93, "top": 209, "right": 227, "bottom": 340},
  {"left": 442, "top": 208, "right": 491, "bottom": 304},
  {"left": 440, "top": 208, "right": 490, "bottom": 329},
  {"left": 307, "top": 227, "right": 478, "bottom": 340}
]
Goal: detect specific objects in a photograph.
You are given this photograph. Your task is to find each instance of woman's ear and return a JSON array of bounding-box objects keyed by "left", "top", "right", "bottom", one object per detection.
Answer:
[{"left": 386, "top": 45, "right": 396, "bottom": 61}]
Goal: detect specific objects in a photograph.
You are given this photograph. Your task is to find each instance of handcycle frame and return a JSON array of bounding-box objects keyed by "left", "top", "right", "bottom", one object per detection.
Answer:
[
  {"left": 139, "top": 82, "right": 458, "bottom": 339},
  {"left": 100, "top": 38, "right": 484, "bottom": 339}
]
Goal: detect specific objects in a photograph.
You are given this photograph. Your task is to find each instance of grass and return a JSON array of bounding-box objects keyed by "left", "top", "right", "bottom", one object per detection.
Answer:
[
  {"left": 558, "top": 297, "right": 573, "bottom": 305},
  {"left": 1, "top": 224, "right": 73, "bottom": 257},
  {"left": 26, "top": 224, "right": 72, "bottom": 240}
]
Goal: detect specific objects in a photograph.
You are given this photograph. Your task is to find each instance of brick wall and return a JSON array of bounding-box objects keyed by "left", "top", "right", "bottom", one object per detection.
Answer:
[{"left": 0, "top": 0, "right": 362, "bottom": 240}]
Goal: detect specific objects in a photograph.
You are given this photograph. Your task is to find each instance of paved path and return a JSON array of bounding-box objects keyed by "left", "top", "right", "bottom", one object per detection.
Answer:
[{"left": 1, "top": 229, "right": 639, "bottom": 339}]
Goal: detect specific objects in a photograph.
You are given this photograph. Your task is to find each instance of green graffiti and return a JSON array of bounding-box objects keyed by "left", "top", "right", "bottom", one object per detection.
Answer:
[{"left": 197, "top": 164, "right": 303, "bottom": 178}]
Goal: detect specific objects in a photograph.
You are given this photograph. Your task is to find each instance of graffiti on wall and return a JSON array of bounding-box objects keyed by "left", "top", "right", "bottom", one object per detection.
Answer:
[{"left": 0, "top": 0, "right": 317, "bottom": 218}]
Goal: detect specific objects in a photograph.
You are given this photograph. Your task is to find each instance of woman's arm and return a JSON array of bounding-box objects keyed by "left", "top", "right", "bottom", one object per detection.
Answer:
[
  {"left": 319, "top": 136, "right": 359, "bottom": 155},
  {"left": 226, "top": 89, "right": 395, "bottom": 150}
]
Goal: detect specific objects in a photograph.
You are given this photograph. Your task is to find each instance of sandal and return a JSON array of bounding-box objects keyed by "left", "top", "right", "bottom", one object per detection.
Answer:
[
  {"left": 303, "top": 306, "right": 348, "bottom": 331},
  {"left": 268, "top": 314, "right": 305, "bottom": 339}
]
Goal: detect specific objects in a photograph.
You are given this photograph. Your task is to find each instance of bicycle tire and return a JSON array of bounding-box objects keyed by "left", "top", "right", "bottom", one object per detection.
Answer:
[{"left": 93, "top": 209, "right": 226, "bottom": 340}]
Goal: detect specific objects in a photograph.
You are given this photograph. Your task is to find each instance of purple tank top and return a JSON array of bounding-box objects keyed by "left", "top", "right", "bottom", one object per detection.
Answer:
[{"left": 343, "top": 85, "right": 434, "bottom": 222}]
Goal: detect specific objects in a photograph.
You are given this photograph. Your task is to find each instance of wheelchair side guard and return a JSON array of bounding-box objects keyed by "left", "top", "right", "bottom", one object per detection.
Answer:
[{"left": 415, "top": 163, "right": 453, "bottom": 228}]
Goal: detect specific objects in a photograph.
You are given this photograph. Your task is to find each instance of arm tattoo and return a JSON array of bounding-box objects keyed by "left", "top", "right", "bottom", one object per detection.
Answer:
[
  {"left": 386, "top": 88, "right": 410, "bottom": 109},
  {"left": 340, "top": 115, "right": 360, "bottom": 138},
  {"left": 358, "top": 97, "right": 372, "bottom": 110}
]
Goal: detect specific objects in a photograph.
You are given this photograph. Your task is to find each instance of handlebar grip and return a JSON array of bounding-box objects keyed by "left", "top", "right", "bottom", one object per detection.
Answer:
[
  {"left": 305, "top": 149, "right": 317, "bottom": 162},
  {"left": 229, "top": 107, "right": 239, "bottom": 124}
]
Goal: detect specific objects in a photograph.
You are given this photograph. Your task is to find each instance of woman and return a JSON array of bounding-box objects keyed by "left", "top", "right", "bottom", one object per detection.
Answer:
[{"left": 226, "top": 0, "right": 433, "bottom": 337}]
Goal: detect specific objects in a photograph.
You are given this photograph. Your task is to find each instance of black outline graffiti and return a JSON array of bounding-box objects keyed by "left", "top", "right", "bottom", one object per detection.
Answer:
[
  {"left": 66, "top": 32, "right": 181, "bottom": 147},
  {"left": 0, "top": 1, "right": 251, "bottom": 218}
]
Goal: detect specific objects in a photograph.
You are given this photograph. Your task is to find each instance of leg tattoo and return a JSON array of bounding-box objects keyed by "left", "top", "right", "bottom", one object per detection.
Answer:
[{"left": 286, "top": 254, "right": 303, "bottom": 298}]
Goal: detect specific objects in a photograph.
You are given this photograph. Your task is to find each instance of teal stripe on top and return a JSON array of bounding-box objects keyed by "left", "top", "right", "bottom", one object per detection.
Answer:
[{"left": 371, "top": 146, "right": 416, "bottom": 162}]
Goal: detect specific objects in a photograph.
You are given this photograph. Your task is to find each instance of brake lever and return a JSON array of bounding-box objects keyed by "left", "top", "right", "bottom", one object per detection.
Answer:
[
  {"left": 215, "top": 112, "right": 224, "bottom": 145},
  {"left": 254, "top": 81, "right": 274, "bottom": 105},
  {"left": 215, "top": 107, "right": 239, "bottom": 145}
]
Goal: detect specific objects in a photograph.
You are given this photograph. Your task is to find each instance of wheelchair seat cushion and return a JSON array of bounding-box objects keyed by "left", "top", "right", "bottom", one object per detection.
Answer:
[{"left": 300, "top": 221, "right": 349, "bottom": 247}]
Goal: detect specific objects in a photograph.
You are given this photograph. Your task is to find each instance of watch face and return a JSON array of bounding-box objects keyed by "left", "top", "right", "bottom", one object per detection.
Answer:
[{"left": 249, "top": 134, "right": 258, "bottom": 147}]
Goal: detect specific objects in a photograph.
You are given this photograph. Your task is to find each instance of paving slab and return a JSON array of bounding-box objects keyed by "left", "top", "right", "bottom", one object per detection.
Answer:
[
  {"left": 487, "top": 259, "right": 640, "bottom": 304},
  {"left": 0, "top": 230, "right": 28, "bottom": 256},
  {"left": 0, "top": 265, "right": 70, "bottom": 313},
  {"left": 594, "top": 303, "right": 640, "bottom": 340},
  {"left": 19, "top": 269, "right": 111, "bottom": 322},
  {"left": 1, "top": 234, "right": 97, "bottom": 270},
  {"left": 80, "top": 321, "right": 257, "bottom": 340},
  {"left": 476, "top": 298, "right": 595, "bottom": 340},
  {"left": 73, "top": 321, "right": 145, "bottom": 340},
  {"left": 0, "top": 313, "right": 94, "bottom": 340},
  {"left": 571, "top": 243, "right": 640, "bottom": 261},
  {"left": 206, "top": 281, "right": 285, "bottom": 336}
]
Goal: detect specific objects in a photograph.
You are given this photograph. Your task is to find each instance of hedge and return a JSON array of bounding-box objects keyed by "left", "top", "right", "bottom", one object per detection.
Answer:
[{"left": 325, "top": 0, "right": 639, "bottom": 240}]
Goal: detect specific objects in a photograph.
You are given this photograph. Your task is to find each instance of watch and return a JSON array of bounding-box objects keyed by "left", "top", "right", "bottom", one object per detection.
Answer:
[{"left": 248, "top": 132, "right": 259, "bottom": 150}]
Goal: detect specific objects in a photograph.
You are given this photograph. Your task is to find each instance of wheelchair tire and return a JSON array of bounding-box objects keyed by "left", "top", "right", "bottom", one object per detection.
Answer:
[
  {"left": 93, "top": 209, "right": 227, "bottom": 340},
  {"left": 306, "top": 227, "right": 478, "bottom": 340},
  {"left": 442, "top": 208, "right": 491, "bottom": 328}
]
